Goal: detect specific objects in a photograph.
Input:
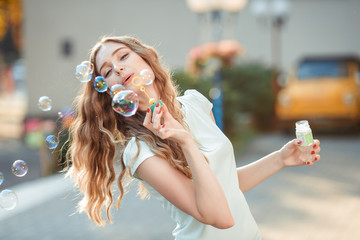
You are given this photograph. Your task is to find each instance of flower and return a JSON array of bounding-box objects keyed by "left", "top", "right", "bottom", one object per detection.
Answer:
[{"left": 185, "top": 40, "right": 245, "bottom": 77}]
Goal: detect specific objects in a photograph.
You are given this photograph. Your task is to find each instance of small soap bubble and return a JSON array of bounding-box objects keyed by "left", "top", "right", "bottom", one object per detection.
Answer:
[
  {"left": 140, "top": 69, "right": 154, "bottom": 85},
  {"left": 12, "top": 160, "right": 28, "bottom": 177},
  {"left": 110, "top": 84, "right": 126, "bottom": 98},
  {"left": 0, "top": 189, "right": 18, "bottom": 210},
  {"left": 94, "top": 76, "right": 108, "bottom": 93},
  {"left": 0, "top": 172, "right": 3, "bottom": 186},
  {"left": 46, "top": 135, "right": 58, "bottom": 149},
  {"left": 209, "top": 88, "right": 221, "bottom": 100},
  {"left": 75, "top": 61, "right": 94, "bottom": 82},
  {"left": 112, "top": 90, "right": 139, "bottom": 117},
  {"left": 58, "top": 112, "right": 63, "bottom": 118},
  {"left": 38, "top": 96, "right": 52, "bottom": 111}
]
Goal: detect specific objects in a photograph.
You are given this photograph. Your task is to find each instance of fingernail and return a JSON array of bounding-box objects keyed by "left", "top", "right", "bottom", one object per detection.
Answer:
[
  {"left": 311, "top": 151, "right": 315, "bottom": 154},
  {"left": 297, "top": 140, "right": 302, "bottom": 145},
  {"left": 158, "top": 109, "right": 161, "bottom": 114},
  {"left": 314, "top": 157, "right": 318, "bottom": 161},
  {"left": 147, "top": 108, "right": 150, "bottom": 113},
  {"left": 313, "top": 144, "right": 317, "bottom": 148},
  {"left": 306, "top": 161, "right": 311, "bottom": 165},
  {"left": 156, "top": 103, "right": 160, "bottom": 107},
  {"left": 162, "top": 124, "right": 165, "bottom": 128}
]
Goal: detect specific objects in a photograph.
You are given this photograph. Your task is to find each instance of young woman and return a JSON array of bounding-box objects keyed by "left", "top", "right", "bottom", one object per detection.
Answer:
[{"left": 65, "top": 36, "right": 321, "bottom": 240}]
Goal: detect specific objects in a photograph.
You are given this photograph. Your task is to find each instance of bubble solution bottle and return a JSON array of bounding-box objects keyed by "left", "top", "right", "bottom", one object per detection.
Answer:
[{"left": 295, "top": 120, "right": 314, "bottom": 163}]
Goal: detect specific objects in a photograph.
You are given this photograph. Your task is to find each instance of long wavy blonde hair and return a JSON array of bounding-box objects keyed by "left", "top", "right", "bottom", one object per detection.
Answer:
[{"left": 65, "top": 36, "right": 191, "bottom": 225}]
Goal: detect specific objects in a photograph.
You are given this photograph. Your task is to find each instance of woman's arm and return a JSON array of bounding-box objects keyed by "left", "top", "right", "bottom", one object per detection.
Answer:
[
  {"left": 210, "top": 110, "right": 321, "bottom": 193},
  {"left": 137, "top": 104, "right": 234, "bottom": 229},
  {"left": 237, "top": 139, "right": 321, "bottom": 192}
]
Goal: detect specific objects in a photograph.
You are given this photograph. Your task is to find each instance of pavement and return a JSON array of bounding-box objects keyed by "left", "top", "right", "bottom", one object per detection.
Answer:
[{"left": 0, "top": 133, "right": 359, "bottom": 240}]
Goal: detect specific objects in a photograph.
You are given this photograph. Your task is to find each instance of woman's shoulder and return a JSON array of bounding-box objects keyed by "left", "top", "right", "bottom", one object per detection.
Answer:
[
  {"left": 178, "top": 89, "right": 213, "bottom": 113},
  {"left": 123, "top": 137, "right": 156, "bottom": 178}
]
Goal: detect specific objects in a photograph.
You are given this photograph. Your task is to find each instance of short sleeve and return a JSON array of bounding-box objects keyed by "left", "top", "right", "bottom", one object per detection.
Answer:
[
  {"left": 123, "top": 137, "right": 156, "bottom": 179},
  {"left": 183, "top": 89, "right": 213, "bottom": 114}
]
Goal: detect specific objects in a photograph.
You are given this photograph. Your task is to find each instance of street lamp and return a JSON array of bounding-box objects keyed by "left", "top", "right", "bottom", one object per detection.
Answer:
[
  {"left": 186, "top": 0, "right": 247, "bottom": 130},
  {"left": 250, "top": 0, "right": 290, "bottom": 70}
]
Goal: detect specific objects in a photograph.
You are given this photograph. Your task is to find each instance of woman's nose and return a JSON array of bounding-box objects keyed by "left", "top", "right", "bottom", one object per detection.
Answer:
[{"left": 114, "top": 65, "right": 125, "bottom": 75}]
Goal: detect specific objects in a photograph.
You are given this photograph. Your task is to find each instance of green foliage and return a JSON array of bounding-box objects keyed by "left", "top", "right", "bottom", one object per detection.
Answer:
[{"left": 172, "top": 63, "right": 276, "bottom": 154}]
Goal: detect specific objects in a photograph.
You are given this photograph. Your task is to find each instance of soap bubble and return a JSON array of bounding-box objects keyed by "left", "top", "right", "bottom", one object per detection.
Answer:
[
  {"left": 38, "top": 96, "right": 52, "bottom": 111},
  {"left": 46, "top": 135, "right": 58, "bottom": 149},
  {"left": 12, "top": 160, "right": 28, "bottom": 177},
  {"left": 112, "top": 90, "right": 139, "bottom": 117},
  {"left": 75, "top": 61, "right": 94, "bottom": 82},
  {"left": 58, "top": 112, "right": 63, "bottom": 118},
  {"left": 94, "top": 76, "right": 108, "bottom": 93},
  {"left": 0, "top": 172, "right": 3, "bottom": 186},
  {"left": 209, "top": 88, "right": 221, "bottom": 100},
  {"left": 110, "top": 84, "right": 125, "bottom": 98},
  {"left": 140, "top": 69, "right": 154, "bottom": 85},
  {"left": 0, "top": 189, "right": 18, "bottom": 210}
]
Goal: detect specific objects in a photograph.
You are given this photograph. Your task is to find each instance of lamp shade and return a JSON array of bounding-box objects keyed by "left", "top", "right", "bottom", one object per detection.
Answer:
[
  {"left": 186, "top": 0, "right": 211, "bottom": 13},
  {"left": 249, "top": 0, "right": 267, "bottom": 18},
  {"left": 270, "top": 0, "right": 290, "bottom": 18},
  {"left": 222, "top": 0, "right": 248, "bottom": 12}
]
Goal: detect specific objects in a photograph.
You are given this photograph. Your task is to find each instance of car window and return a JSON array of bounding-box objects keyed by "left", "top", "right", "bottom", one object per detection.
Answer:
[{"left": 298, "top": 60, "right": 348, "bottom": 80}]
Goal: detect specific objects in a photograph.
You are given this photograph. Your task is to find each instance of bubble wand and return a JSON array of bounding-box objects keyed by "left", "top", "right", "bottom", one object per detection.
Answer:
[{"left": 131, "top": 76, "right": 163, "bottom": 112}]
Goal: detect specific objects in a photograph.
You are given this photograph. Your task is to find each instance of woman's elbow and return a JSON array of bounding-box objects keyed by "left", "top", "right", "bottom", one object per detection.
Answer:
[{"left": 212, "top": 216, "right": 235, "bottom": 229}]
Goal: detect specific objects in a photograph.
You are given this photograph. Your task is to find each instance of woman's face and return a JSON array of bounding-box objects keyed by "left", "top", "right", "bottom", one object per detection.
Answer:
[{"left": 95, "top": 41, "right": 158, "bottom": 110}]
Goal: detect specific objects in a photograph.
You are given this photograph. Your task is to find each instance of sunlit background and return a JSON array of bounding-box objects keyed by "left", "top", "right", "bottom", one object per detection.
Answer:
[{"left": 0, "top": 0, "right": 359, "bottom": 239}]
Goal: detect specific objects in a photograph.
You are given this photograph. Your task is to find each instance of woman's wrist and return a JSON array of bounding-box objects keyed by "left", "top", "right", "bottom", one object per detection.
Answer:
[
  {"left": 274, "top": 150, "right": 286, "bottom": 170},
  {"left": 179, "top": 133, "right": 196, "bottom": 150}
]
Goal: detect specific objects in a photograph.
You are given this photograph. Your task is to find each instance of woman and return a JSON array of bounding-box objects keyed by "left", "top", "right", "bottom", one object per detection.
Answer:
[{"left": 65, "top": 36, "right": 321, "bottom": 239}]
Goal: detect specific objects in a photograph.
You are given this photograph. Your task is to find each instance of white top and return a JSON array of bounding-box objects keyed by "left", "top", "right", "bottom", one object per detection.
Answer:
[{"left": 123, "top": 90, "right": 262, "bottom": 240}]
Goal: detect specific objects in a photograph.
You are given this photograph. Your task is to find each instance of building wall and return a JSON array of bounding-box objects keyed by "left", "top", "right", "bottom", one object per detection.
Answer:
[{"left": 24, "top": 0, "right": 360, "bottom": 116}]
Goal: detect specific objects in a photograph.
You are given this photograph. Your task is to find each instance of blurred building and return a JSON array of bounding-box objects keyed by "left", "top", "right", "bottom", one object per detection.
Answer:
[{"left": 24, "top": 0, "right": 360, "bottom": 117}]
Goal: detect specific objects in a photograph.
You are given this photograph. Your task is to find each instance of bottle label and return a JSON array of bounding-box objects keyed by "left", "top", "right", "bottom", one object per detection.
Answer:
[{"left": 296, "top": 132, "right": 314, "bottom": 146}]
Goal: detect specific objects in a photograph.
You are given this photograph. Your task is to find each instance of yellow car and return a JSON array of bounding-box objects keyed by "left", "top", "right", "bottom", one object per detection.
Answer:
[{"left": 275, "top": 56, "right": 360, "bottom": 129}]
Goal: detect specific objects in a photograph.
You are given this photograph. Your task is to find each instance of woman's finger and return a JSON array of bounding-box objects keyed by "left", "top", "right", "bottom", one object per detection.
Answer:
[
  {"left": 161, "top": 104, "right": 173, "bottom": 122},
  {"left": 143, "top": 108, "right": 152, "bottom": 129},
  {"left": 153, "top": 108, "right": 163, "bottom": 129},
  {"left": 152, "top": 102, "right": 162, "bottom": 123}
]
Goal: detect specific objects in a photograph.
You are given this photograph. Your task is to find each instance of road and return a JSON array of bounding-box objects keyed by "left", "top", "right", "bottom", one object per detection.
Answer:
[{"left": 0, "top": 132, "right": 359, "bottom": 240}]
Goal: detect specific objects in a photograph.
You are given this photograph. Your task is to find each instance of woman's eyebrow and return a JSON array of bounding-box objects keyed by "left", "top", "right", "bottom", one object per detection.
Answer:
[{"left": 98, "top": 47, "right": 126, "bottom": 74}]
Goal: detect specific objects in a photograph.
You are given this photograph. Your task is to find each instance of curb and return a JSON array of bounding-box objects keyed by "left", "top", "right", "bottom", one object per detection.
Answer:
[{"left": 0, "top": 173, "right": 72, "bottom": 221}]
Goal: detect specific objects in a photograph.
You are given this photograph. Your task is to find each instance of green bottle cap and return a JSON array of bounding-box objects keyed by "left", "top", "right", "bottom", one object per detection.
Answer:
[{"left": 149, "top": 100, "right": 163, "bottom": 113}]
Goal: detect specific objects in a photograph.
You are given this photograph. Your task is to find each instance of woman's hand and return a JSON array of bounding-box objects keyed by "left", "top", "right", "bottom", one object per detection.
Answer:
[
  {"left": 143, "top": 103, "right": 191, "bottom": 144},
  {"left": 278, "top": 139, "right": 321, "bottom": 168}
]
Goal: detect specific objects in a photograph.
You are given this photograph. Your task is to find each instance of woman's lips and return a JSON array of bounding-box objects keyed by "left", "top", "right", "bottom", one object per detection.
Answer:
[{"left": 122, "top": 73, "right": 134, "bottom": 85}]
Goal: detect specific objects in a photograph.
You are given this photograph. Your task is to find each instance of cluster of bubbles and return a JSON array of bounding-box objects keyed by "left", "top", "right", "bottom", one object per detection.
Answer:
[
  {"left": 0, "top": 160, "right": 29, "bottom": 210},
  {"left": 2, "top": 67, "right": 62, "bottom": 210},
  {"left": 75, "top": 60, "right": 155, "bottom": 117}
]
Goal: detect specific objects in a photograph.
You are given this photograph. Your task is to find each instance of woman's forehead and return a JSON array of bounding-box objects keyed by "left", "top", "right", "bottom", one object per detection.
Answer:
[{"left": 95, "top": 42, "right": 128, "bottom": 70}]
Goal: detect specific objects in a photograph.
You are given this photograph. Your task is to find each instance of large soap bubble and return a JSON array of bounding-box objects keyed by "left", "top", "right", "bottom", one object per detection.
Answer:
[
  {"left": 112, "top": 90, "right": 139, "bottom": 117},
  {"left": 38, "top": 96, "right": 52, "bottom": 111},
  {"left": 0, "top": 189, "right": 18, "bottom": 210},
  {"left": 75, "top": 61, "right": 94, "bottom": 82},
  {"left": 12, "top": 160, "right": 28, "bottom": 177},
  {"left": 110, "top": 84, "right": 125, "bottom": 98},
  {"left": 94, "top": 76, "right": 108, "bottom": 93}
]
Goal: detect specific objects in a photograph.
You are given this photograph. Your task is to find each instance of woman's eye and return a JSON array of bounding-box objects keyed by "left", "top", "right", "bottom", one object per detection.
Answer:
[
  {"left": 121, "top": 53, "right": 129, "bottom": 60},
  {"left": 105, "top": 70, "right": 111, "bottom": 78}
]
